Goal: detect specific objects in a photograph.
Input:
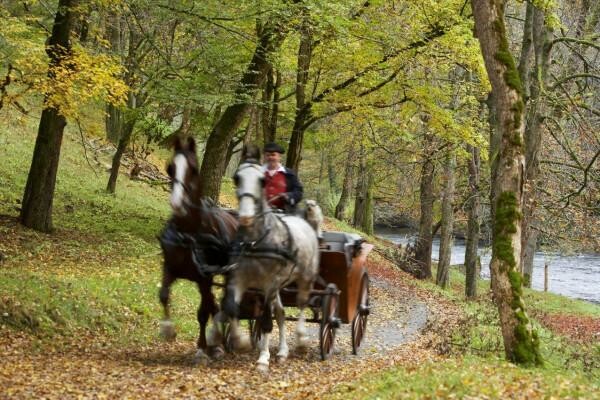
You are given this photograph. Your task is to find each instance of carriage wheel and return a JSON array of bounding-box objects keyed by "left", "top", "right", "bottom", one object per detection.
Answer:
[
  {"left": 320, "top": 284, "right": 339, "bottom": 361},
  {"left": 351, "top": 275, "right": 369, "bottom": 355},
  {"left": 248, "top": 319, "right": 262, "bottom": 349}
]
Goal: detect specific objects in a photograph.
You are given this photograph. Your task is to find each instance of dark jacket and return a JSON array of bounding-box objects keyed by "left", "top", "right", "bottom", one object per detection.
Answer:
[{"left": 283, "top": 167, "right": 303, "bottom": 211}]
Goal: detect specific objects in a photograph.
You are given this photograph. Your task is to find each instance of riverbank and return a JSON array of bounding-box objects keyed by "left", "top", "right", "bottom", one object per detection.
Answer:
[{"left": 376, "top": 227, "right": 600, "bottom": 304}]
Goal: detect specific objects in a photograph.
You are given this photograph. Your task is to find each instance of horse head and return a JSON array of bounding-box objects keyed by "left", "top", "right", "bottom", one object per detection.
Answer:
[
  {"left": 233, "top": 162, "right": 265, "bottom": 227},
  {"left": 166, "top": 136, "right": 200, "bottom": 217}
]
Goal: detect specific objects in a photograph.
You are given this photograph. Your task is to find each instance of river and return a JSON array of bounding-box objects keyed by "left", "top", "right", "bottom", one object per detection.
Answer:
[{"left": 375, "top": 227, "right": 600, "bottom": 304}]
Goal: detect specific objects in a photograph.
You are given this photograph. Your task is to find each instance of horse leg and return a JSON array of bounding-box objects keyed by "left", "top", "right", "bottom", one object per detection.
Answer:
[
  {"left": 295, "top": 281, "right": 312, "bottom": 351},
  {"left": 196, "top": 280, "right": 218, "bottom": 349},
  {"left": 274, "top": 293, "right": 289, "bottom": 363},
  {"left": 192, "top": 281, "right": 216, "bottom": 364},
  {"left": 257, "top": 294, "right": 273, "bottom": 371},
  {"left": 222, "top": 275, "right": 251, "bottom": 352},
  {"left": 159, "top": 271, "right": 177, "bottom": 341}
]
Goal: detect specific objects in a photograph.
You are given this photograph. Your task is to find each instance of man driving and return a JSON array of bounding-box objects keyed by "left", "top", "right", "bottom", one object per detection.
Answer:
[{"left": 262, "top": 142, "right": 303, "bottom": 212}]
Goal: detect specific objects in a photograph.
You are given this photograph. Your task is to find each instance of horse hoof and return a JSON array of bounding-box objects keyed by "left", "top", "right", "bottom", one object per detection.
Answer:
[
  {"left": 277, "top": 355, "right": 287, "bottom": 364},
  {"left": 159, "top": 320, "right": 177, "bottom": 341},
  {"left": 210, "top": 346, "right": 225, "bottom": 360},
  {"left": 256, "top": 362, "right": 269, "bottom": 374},
  {"left": 295, "top": 338, "right": 308, "bottom": 353},
  {"left": 192, "top": 349, "right": 210, "bottom": 366}
]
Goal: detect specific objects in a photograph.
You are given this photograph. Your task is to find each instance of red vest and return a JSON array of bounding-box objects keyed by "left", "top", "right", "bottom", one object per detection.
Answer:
[{"left": 265, "top": 170, "right": 287, "bottom": 209}]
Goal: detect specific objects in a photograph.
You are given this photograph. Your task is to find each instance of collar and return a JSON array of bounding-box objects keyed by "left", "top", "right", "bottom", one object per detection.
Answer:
[{"left": 262, "top": 164, "right": 286, "bottom": 176}]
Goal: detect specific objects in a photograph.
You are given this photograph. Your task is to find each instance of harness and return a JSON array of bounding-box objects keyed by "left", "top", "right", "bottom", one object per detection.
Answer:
[
  {"left": 229, "top": 212, "right": 297, "bottom": 263},
  {"left": 159, "top": 220, "right": 236, "bottom": 277}
]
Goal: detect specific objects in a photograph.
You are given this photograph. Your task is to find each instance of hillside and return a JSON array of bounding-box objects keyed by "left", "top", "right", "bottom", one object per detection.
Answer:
[{"left": 1, "top": 119, "right": 599, "bottom": 399}]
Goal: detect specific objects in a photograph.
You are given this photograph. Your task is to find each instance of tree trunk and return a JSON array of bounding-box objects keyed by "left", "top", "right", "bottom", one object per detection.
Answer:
[
  {"left": 353, "top": 156, "right": 374, "bottom": 235},
  {"left": 517, "top": 1, "right": 534, "bottom": 101},
  {"left": 436, "top": 151, "right": 455, "bottom": 288},
  {"left": 107, "top": 93, "right": 137, "bottom": 193},
  {"left": 521, "top": 6, "right": 552, "bottom": 287},
  {"left": 266, "top": 69, "right": 281, "bottom": 145},
  {"left": 335, "top": 136, "right": 356, "bottom": 221},
  {"left": 286, "top": 15, "right": 313, "bottom": 173},
  {"left": 105, "top": 10, "right": 123, "bottom": 144},
  {"left": 465, "top": 144, "right": 481, "bottom": 299},
  {"left": 198, "top": 22, "right": 285, "bottom": 200},
  {"left": 414, "top": 132, "right": 435, "bottom": 280},
  {"left": 472, "top": 0, "right": 542, "bottom": 365},
  {"left": 20, "top": 0, "right": 77, "bottom": 232},
  {"left": 260, "top": 67, "right": 274, "bottom": 146},
  {"left": 327, "top": 145, "right": 338, "bottom": 193}
]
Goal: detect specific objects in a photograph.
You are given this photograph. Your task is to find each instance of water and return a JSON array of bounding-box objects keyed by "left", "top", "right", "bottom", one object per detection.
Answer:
[{"left": 376, "top": 227, "right": 600, "bottom": 304}]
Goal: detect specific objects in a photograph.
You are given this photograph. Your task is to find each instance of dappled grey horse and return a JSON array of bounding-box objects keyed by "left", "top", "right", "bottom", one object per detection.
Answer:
[{"left": 221, "top": 161, "right": 320, "bottom": 371}]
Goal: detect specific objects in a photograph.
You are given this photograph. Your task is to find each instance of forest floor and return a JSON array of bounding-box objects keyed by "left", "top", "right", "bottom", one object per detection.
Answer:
[{"left": 0, "top": 218, "right": 459, "bottom": 399}]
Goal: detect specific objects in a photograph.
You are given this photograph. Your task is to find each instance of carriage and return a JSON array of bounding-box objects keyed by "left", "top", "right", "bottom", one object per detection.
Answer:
[
  {"left": 225, "top": 230, "right": 372, "bottom": 360},
  {"left": 162, "top": 141, "right": 372, "bottom": 366}
]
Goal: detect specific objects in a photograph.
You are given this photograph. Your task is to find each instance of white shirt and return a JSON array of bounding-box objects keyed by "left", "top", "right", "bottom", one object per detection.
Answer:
[{"left": 262, "top": 163, "right": 286, "bottom": 177}]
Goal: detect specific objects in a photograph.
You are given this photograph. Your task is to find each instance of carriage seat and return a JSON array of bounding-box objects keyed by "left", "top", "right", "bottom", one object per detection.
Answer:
[{"left": 321, "top": 231, "right": 365, "bottom": 267}]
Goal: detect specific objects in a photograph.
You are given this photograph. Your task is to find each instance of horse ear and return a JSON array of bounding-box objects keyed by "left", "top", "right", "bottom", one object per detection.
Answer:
[
  {"left": 173, "top": 136, "right": 184, "bottom": 151},
  {"left": 187, "top": 136, "right": 196, "bottom": 153}
]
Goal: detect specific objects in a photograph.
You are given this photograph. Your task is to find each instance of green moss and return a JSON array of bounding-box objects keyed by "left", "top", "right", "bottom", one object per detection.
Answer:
[
  {"left": 493, "top": 13, "right": 525, "bottom": 147},
  {"left": 493, "top": 191, "right": 543, "bottom": 366},
  {"left": 493, "top": 192, "right": 520, "bottom": 271}
]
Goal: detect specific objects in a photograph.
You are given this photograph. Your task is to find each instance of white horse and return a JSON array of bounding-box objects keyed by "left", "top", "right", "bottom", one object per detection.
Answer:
[{"left": 222, "top": 162, "right": 320, "bottom": 371}]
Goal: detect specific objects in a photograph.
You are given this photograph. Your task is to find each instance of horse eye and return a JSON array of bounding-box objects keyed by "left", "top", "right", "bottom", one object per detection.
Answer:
[
  {"left": 166, "top": 164, "right": 174, "bottom": 177},
  {"left": 233, "top": 174, "right": 240, "bottom": 186},
  {"left": 260, "top": 177, "right": 265, "bottom": 188}
]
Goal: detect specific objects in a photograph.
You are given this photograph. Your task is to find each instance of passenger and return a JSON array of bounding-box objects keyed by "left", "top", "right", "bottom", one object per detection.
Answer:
[{"left": 262, "top": 142, "right": 303, "bottom": 213}]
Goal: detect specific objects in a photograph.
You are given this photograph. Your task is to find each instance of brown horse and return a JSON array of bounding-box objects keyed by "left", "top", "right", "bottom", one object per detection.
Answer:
[{"left": 159, "top": 136, "right": 238, "bottom": 363}]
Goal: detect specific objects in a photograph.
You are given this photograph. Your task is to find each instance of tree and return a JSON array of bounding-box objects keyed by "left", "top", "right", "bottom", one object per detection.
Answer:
[
  {"left": 471, "top": 0, "right": 542, "bottom": 365},
  {"left": 198, "top": 20, "right": 286, "bottom": 200},
  {"left": 20, "top": 0, "right": 79, "bottom": 232},
  {"left": 464, "top": 144, "right": 481, "bottom": 298},
  {"left": 436, "top": 151, "right": 455, "bottom": 288}
]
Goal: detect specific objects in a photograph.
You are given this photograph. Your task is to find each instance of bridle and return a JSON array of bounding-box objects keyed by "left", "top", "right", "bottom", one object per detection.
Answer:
[
  {"left": 234, "top": 163, "right": 266, "bottom": 216},
  {"left": 169, "top": 151, "right": 200, "bottom": 210}
]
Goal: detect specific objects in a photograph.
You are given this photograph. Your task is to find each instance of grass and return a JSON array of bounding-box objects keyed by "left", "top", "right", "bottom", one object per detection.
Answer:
[
  {"left": 0, "top": 112, "right": 205, "bottom": 346},
  {"left": 329, "top": 355, "right": 598, "bottom": 399}
]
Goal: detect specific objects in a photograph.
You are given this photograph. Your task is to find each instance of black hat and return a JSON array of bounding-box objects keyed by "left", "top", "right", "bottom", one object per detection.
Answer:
[{"left": 263, "top": 142, "right": 285, "bottom": 154}]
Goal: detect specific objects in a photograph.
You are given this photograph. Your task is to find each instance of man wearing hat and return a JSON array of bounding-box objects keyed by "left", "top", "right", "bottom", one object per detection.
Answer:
[{"left": 262, "top": 142, "right": 303, "bottom": 212}]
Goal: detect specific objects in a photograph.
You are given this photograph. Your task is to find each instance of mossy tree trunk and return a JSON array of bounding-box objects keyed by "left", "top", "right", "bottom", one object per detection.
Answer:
[
  {"left": 465, "top": 144, "right": 481, "bottom": 298},
  {"left": 472, "top": 0, "right": 542, "bottom": 366},
  {"left": 414, "top": 132, "right": 435, "bottom": 280},
  {"left": 436, "top": 151, "right": 455, "bottom": 288},
  {"left": 198, "top": 22, "right": 285, "bottom": 200},
  {"left": 20, "top": 0, "right": 78, "bottom": 233}
]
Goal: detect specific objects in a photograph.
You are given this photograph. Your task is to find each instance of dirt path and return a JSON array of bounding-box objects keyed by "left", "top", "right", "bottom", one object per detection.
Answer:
[{"left": 0, "top": 258, "right": 451, "bottom": 400}]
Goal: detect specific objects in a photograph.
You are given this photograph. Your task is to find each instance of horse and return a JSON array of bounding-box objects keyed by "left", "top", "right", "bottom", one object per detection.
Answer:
[
  {"left": 221, "top": 160, "right": 320, "bottom": 371},
  {"left": 158, "top": 136, "right": 238, "bottom": 363}
]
